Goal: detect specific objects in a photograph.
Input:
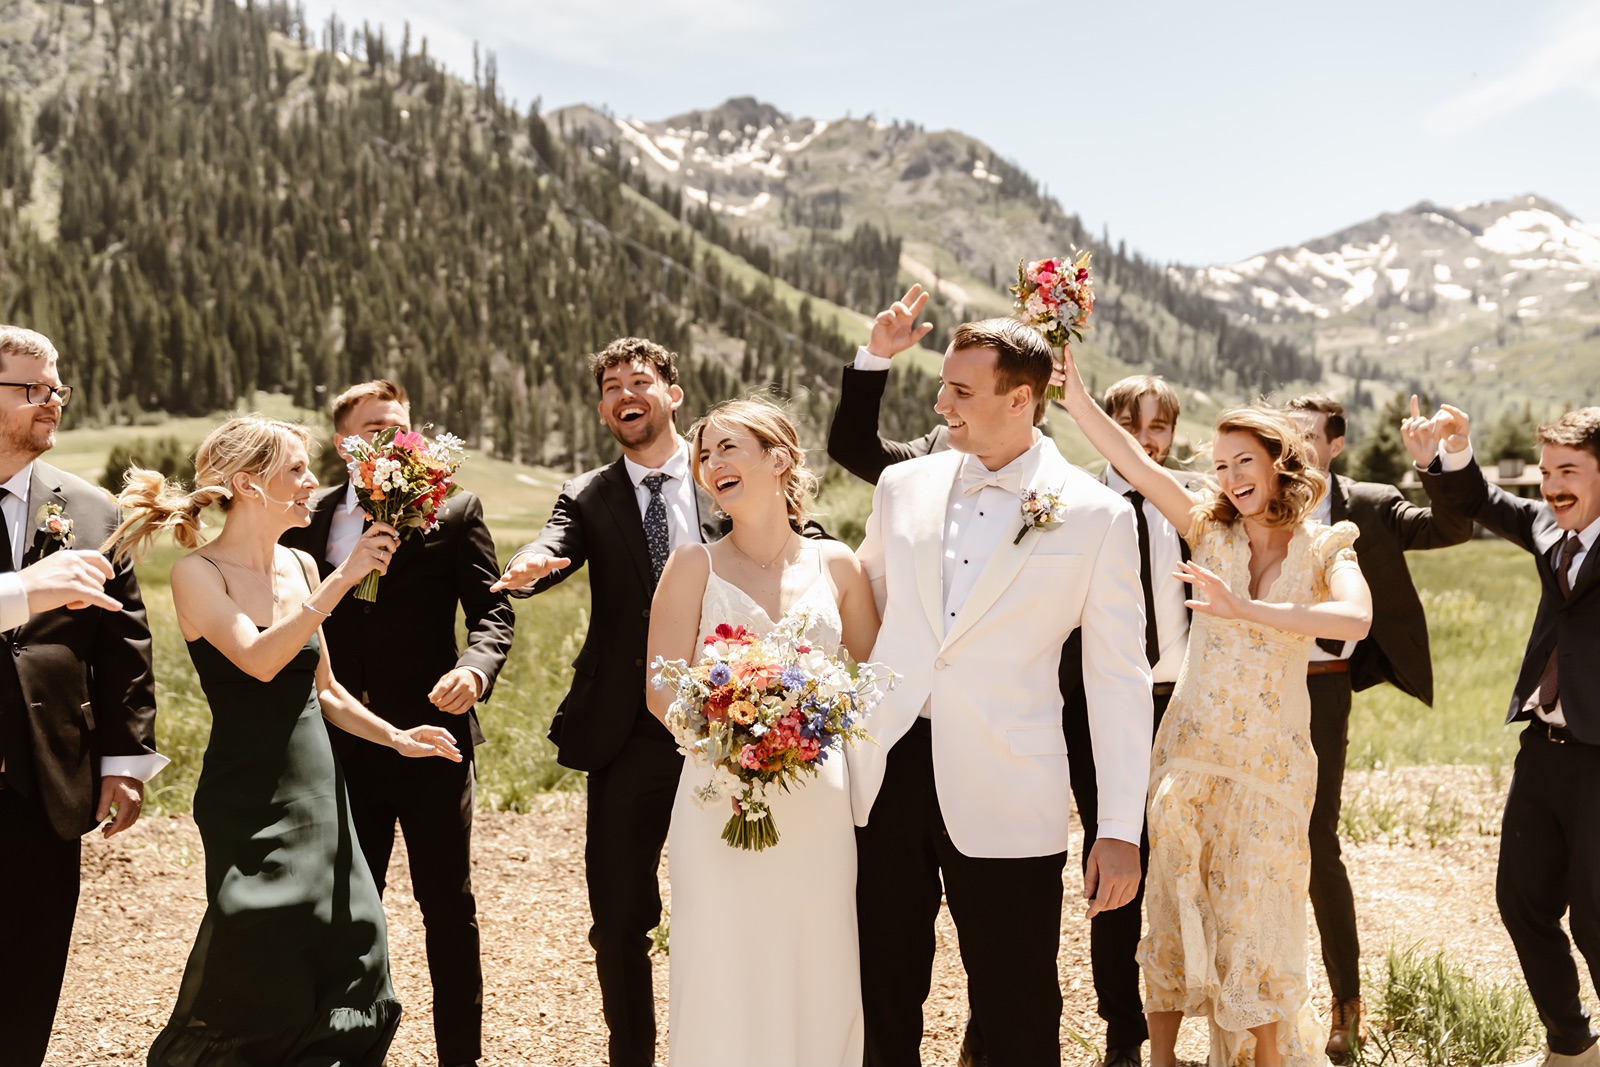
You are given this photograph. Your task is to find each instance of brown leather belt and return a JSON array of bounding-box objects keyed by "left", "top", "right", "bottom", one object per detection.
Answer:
[
  {"left": 1307, "top": 660, "right": 1351, "bottom": 676},
  {"left": 1531, "top": 720, "right": 1580, "bottom": 745}
]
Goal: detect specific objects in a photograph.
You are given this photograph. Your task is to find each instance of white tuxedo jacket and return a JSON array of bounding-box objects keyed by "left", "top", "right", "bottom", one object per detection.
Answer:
[{"left": 851, "top": 441, "right": 1154, "bottom": 859}]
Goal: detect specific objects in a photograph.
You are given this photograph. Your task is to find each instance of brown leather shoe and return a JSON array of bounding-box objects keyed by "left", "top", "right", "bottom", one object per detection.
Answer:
[{"left": 1326, "top": 997, "right": 1363, "bottom": 1064}]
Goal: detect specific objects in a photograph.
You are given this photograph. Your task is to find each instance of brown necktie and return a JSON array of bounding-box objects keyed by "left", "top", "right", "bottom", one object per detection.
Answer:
[{"left": 1533, "top": 534, "right": 1582, "bottom": 711}]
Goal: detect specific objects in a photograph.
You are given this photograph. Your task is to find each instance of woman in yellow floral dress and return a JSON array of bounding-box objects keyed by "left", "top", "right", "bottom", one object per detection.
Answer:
[{"left": 1056, "top": 350, "right": 1372, "bottom": 1067}]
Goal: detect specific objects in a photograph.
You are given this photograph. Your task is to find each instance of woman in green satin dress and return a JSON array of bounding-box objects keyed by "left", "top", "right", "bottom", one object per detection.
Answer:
[{"left": 108, "top": 416, "right": 462, "bottom": 1066}]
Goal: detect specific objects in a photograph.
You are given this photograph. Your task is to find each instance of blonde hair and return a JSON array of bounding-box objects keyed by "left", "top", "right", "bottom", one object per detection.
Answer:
[
  {"left": 1193, "top": 406, "right": 1326, "bottom": 530},
  {"left": 689, "top": 398, "right": 818, "bottom": 526},
  {"left": 104, "top": 415, "right": 311, "bottom": 562}
]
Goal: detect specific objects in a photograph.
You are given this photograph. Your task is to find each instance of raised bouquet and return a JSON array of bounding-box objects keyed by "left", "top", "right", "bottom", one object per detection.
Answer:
[
  {"left": 652, "top": 614, "right": 893, "bottom": 851},
  {"left": 1010, "top": 250, "right": 1095, "bottom": 400},
  {"left": 341, "top": 426, "right": 467, "bottom": 601}
]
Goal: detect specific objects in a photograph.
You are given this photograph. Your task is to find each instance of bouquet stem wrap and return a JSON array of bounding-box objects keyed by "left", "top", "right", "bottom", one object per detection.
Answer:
[
  {"left": 341, "top": 427, "right": 467, "bottom": 603},
  {"left": 652, "top": 611, "right": 894, "bottom": 852}
]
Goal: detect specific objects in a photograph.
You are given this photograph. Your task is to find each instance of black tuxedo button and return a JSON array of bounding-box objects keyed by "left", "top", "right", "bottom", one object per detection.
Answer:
[
  {"left": 635, "top": 658, "right": 644, "bottom": 668},
  {"left": 363, "top": 603, "right": 373, "bottom": 614},
  {"left": 642, "top": 608, "right": 650, "bottom": 619}
]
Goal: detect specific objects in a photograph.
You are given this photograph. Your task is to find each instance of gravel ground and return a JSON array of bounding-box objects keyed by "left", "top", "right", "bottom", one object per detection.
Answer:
[{"left": 45, "top": 766, "right": 1541, "bottom": 1066}]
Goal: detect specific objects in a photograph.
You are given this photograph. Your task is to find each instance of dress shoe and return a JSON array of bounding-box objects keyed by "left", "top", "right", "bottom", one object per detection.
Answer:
[
  {"left": 1101, "top": 1045, "right": 1142, "bottom": 1067},
  {"left": 1325, "top": 996, "right": 1363, "bottom": 1064},
  {"left": 1512, "top": 1040, "right": 1600, "bottom": 1066}
]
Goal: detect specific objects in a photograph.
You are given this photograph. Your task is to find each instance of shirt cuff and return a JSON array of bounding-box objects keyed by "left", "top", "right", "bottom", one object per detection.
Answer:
[
  {"left": 463, "top": 666, "right": 488, "bottom": 700},
  {"left": 100, "top": 753, "right": 171, "bottom": 783},
  {"left": 1095, "top": 819, "right": 1142, "bottom": 847},
  {"left": 853, "top": 346, "right": 893, "bottom": 372},
  {"left": 0, "top": 573, "right": 27, "bottom": 633},
  {"left": 1438, "top": 442, "right": 1474, "bottom": 472}
]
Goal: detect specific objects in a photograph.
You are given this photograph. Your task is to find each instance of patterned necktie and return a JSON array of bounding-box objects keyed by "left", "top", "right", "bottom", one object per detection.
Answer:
[
  {"left": 642, "top": 473, "right": 670, "bottom": 585},
  {"left": 1125, "top": 490, "right": 1161, "bottom": 669},
  {"left": 1532, "top": 533, "right": 1583, "bottom": 711},
  {"left": 0, "top": 487, "right": 13, "bottom": 574}
]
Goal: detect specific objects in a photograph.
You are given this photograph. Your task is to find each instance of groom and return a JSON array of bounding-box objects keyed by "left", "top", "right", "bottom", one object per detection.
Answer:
[{"left": 852, "top": 318, "right": 1154, "bottom": 1066}]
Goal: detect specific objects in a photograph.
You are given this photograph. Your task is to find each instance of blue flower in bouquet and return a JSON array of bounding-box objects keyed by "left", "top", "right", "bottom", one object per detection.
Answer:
[
  {"left": 799, "top": 712, "right": 826, "bottom": 740},
  {"left": 780, "top": 665, "right": 809, "bottom": 691},
  {"left": 708, "top": 663, "right": 732, "bottom": 687}
]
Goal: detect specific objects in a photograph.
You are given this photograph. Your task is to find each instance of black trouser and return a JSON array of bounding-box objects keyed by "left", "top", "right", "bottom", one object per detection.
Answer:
[
  {"left": 0, "top": 788, "right": 80, "bottom": 1067},
  {"left": 858, "top": 719, "right": 1069, "bottom": 1067},
  {"left": 1307, "top": 671, "right": 1361, "bottom": 1002},
  {"left": 583, "top": 713, "right": 683, "bottom": 1067},
  {"left": 344, "top": 741, "right": 482, "bottom": 1065},
  {"left": 1498, "top": 726, "right": 1600, "bottom": 1057}
]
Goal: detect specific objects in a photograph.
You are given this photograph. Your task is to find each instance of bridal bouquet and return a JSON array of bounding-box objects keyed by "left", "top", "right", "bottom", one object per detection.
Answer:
[
  {"left": 341, "top": 426, "right": 467, "bottom": 602},
  {"left": 1010, "top": 250, "right": 1096, "bottom": 400},
  {"left": 652, "top": 615, "right": 892, "bottom": 851}
]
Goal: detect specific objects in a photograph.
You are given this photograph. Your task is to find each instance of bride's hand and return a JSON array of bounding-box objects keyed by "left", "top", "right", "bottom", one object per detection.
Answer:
[{"left": 1175, "top": 560, "right": 1246, "bottom": 620}]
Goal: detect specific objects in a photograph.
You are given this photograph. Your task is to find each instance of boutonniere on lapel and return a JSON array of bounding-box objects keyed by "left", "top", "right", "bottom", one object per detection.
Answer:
[
  {"left": 35, "top": 502, "right": 75, "bottom": 547},
  {"left": 1014, "top": 488, "right": 1069, "bottom": 545}
]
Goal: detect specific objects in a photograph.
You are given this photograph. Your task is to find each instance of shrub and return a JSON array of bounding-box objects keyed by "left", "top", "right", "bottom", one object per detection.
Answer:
[{"left": 1362, "top": 942, "right": 1537, "bottom": 1066}]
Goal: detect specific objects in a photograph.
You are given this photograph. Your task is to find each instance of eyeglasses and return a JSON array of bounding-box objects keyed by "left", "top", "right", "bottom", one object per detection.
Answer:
[{"left": 0, "top": 382, "right": 73, "bottom": 407}]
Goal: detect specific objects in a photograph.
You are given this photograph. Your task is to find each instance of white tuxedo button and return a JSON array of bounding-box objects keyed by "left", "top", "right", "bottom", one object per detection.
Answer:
[{"left": 934, "top": 658, "right": 947, "bottom": 670}]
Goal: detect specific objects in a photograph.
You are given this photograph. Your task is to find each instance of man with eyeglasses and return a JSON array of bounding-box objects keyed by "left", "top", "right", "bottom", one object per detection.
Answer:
[{"left": 0, "top": 325, "right": 164, "bottom": 1065}]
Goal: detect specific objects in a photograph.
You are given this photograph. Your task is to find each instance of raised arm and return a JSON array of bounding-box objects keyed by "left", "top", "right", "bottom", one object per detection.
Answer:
[
  {"left": 1409, "top": 402, "right": 1548, "bottom": 554},
  {"left": 1054, "top": 345, "right": 1200, "bottom": 531},
  {"left": 1176, "top": 555, "right": 1373, "bottom": 641},
  {"left": 826, "top": 284, "right": 942, "bottom": 485},
  {"left": 645, "top": 544, "right": 712, "bottom": 722}
]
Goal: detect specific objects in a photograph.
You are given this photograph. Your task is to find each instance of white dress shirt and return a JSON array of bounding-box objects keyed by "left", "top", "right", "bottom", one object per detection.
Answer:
[
  {"left": 1308, "top": 488, "right": 1355, "bottom": 661},
  {"left": 1104, "top": 466, "right": 1189, "bottom": 684},
  {"left": 0, "top": 461, "right": 167, "bottom": 782},
  {"left": 622, "top": 438, "right": 701, "bottom": 553},
  {"left": 853, "top": 346, "right": 893, "bottom": 373}
]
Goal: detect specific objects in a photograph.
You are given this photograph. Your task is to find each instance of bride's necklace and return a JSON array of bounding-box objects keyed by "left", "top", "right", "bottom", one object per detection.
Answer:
[
  {"left": 728, "top": 530, "right": 795, "bottom": 570},
  {"left": 209, "top": 544, "right": 281, "bottom": 604}
]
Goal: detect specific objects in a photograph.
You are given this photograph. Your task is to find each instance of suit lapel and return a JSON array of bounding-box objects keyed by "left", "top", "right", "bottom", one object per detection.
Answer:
[
  {"left": 939, "top": 444, "right": 1064, "bottom": 654},
  {"left": 905, "top": 452, "right": 960, "bottom": 640},
  {"left": 597, "top": 460, "right": 656, "bottom": 590},
  {"left": 303, "top": 485, "right": 342, "bottom": 576},
  {"left": 22, "top": 463, "right": 69, "bottom": 567},
  {"left": 1564, "top": 535, "right": 1600, "bottom": 602},
  {"left": 1329, "top": 474, "right": 1349, "bottom": 524}
]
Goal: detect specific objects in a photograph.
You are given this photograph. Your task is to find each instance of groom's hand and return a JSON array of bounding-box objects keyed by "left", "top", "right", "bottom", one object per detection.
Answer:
[{"left": 1083, "top": 838, "right": 1140, "bottom": 918}]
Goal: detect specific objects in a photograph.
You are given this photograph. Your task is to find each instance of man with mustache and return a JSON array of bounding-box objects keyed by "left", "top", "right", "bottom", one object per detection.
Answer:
[
  {"left": 1411, "top": 402, "right": 1600, "bottom": 1067},
  {"left": 1283, "top": 394, "right": 1474, "bottom": 1061},
  {"left": 0, "top": 325, "right": 163, "bottom": 1066}
]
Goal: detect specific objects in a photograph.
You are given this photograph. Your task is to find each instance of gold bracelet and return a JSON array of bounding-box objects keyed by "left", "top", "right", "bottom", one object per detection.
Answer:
[{"left": 303, "top": 601, "right": 333, "bottom": 618}]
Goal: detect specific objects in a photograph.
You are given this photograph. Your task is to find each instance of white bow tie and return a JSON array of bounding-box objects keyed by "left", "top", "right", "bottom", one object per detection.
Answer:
[{"left": 959, "top": 463, "right": 1023, "bottom": 496}]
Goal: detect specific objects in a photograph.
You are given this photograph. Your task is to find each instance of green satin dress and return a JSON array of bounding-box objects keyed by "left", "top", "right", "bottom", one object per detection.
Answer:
[{"left": 148, "top": 631, "right": 400, "bottom": 1066}]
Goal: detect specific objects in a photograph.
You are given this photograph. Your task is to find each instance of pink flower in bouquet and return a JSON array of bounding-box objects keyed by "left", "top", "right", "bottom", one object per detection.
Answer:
[
  {"left": 739, "top": 745, "right": 762, "bottom": 771},
  {"left": 798, "top": 736, "right": 822, "bottom": 762},
  {"left": 734, "top": 659, "right": 784, "bottom": 690}
]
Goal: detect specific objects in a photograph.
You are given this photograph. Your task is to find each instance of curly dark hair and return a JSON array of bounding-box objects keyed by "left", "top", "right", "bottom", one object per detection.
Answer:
[{"left": 588, "top": 336, "right": 680, "bottom": 392}]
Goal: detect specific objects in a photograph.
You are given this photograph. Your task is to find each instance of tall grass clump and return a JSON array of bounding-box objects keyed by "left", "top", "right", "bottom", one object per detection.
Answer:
[{"left": 1362, "top": 942, "right": 1537, "bottom": 1066}]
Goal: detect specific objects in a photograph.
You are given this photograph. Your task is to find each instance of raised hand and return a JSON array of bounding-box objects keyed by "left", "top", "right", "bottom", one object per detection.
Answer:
[
  {"left": 865, "top": 284, "right": 934, "bottom": 359},
  {"left": 335, "top": 521, "right": 401, "bottom": 588},
  {"left": 1176, "top": 559, "right": 1246, "bottom": 619},
  {"left": 394, "top": 724, "right": 462, "bottom": 762},
  {"left": 491, "top": 552, "right": 571, "bottom": 592},
  {"left": 18, "top": 550, "right": 120, "bottom": 613},
  {"left": 1051, "top": 343, "right": 1093, "bottom": 417},
  {"left": 1398, "top": 394, "right": 1444, "bottom": 467},
  {"left": 1435, "top": 403, "right": 1472, "bottom": 455}
]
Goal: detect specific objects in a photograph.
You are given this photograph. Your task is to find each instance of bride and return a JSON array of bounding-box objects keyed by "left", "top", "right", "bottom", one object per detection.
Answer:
[{"left": 646, "top": 398, "right": 880, "bottom": 1067}]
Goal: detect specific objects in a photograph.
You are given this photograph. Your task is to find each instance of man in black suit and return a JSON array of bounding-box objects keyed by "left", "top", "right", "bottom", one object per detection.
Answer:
[
  {"left": 282, "top": 379, "right": 514, "bottom": 1067},
  {"left": 1414, "top": 402, "right": 1600, "bottom": 1067},
  {"left": 1285, "top": 395, "right": 1474, "bottom": 1061},
  {"left": 0, "top": 325, "right": 163, "bottom": 1066},
  {"left": 828, "top": 288, "right": 1179, "bottom": 1067},
  {"left": 492, "top": 337, "right": 724, "bottom": 1067}
]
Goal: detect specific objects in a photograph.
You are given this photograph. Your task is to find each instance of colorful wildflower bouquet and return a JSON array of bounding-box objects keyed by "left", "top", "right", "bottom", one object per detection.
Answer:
[
  {"left": 341, "top": 426, "right": 467, "bottom": 602},
  {"left": 652, "top": 613, "right": 893, "bottom": 851},
  {"left": 1010, "top": 250, "right": 1096, "bottom": 400}
]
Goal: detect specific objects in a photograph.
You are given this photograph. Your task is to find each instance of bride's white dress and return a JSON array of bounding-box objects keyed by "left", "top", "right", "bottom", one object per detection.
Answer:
[{"left": 666, "top": 546, "right": 864, "bottom": 1067}]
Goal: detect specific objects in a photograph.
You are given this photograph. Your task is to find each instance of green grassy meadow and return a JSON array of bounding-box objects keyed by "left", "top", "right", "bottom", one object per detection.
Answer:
[{"left": 52, "top": 412, "right": 1542, "bottom": 814}]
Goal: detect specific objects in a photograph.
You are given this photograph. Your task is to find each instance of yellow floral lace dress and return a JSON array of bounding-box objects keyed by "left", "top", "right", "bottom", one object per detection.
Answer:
[{"left": 1136, "top": 517, "right": 1360, "bottom": 1067}]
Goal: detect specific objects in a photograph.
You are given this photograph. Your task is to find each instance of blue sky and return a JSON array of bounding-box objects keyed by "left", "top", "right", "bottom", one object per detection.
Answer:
[{"left": 309, "top": 0, "right": 1600, "bottom": 266}]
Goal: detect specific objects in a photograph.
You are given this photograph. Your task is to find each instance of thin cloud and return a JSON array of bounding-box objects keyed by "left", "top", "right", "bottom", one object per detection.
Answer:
[{"left": 1430, "top": 4, "right": 1600, "bottom": 134}]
